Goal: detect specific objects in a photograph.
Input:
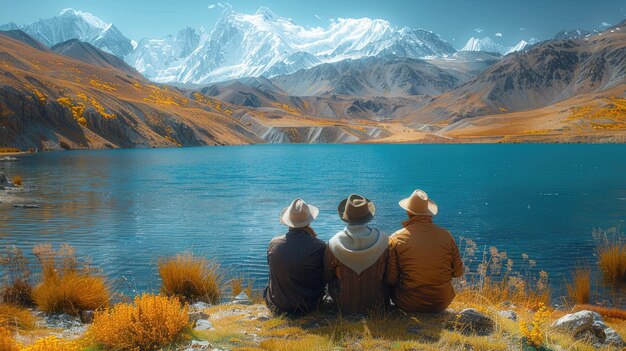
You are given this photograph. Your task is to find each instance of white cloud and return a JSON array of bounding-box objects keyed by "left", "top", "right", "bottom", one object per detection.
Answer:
[
  {"left": 495, "top": 32, "right": 503, "bottom": 37},
  {"left": 600, "top": 21, "right": 611, "bottom": 28},
  {"left": 519, "top": 27, "right": 526, "bottom": 31},
  {"left": 208, "top": 3, "right": 216, "bottom": 9},
  {"left": 474, "top": 28, "right": 484, "bottom": 34},
  {"left": 314, "top": 14, "right": 322, "bottom": 20}
]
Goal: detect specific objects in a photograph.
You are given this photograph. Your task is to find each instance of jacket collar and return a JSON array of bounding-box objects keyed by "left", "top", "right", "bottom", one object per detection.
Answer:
[{"left": 402, "top": 215, "right": 433, "bottom": 228}]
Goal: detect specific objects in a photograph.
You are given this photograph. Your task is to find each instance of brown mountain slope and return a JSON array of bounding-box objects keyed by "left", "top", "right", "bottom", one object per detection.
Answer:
[
  {"left": 0, "top": 32, "right": 262, "bottom": 149},
  {"left": 406, "top": 28, "right": 626, "bottom": 124}
]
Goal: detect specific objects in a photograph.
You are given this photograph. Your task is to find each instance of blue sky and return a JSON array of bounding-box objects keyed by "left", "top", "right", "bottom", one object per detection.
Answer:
[{"left": 1, "top": 0, "right": 625, "bottom": 48}]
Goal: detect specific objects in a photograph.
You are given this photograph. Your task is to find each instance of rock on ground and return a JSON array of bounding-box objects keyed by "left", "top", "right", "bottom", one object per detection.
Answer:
[
  {"left": 446, "top": 308, "right": 495, "bottom": 336},
  {"left": 552, "top": 310, "right": 624, "bottom": 347}
]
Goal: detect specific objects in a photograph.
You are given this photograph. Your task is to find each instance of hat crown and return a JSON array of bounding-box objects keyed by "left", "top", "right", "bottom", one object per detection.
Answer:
[
  {"left": 338, "top": 194, "right": 375, "bottom": 225},
  {"left": 289, "top": 199, "right": 308, "bottom": 222},
  {"left": 346, "top": 194, "right": 370, "bottom": 218},
  {"left": 398, "top": 189, "right": 438, "bottom": 216},
  {"left": 408, "top": 190, "right": 429, "bottom": 211}
]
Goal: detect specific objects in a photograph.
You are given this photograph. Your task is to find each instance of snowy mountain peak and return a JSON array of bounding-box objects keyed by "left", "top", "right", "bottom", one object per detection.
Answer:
[
  {"left": 127, "top": 5, "right": 457, "bottom": 84},
  {"left": 461, "top": 37, "right": 505, "bottom": 54},
  {"left": 255, "top": 6, "right": 279, "bottom": 21},
  {"left": 5, "top": 8, "right": 133, "bottom": 58},
  {"left": 59, "top": 8, "right": 109, "bottom": 29}
]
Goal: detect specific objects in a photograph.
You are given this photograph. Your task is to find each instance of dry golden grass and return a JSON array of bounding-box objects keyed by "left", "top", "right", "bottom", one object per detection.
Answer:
[
  {"left": 566, "top": 267, "right": 591, "bottom": 305},
  {"left": 32, "top": 272, "right": 109, "bottom": 315},
  {"left": 0, "top": 327, "right": 20, "bottom": 351},
  {"left": 31, "top": 244, "right": 109, "bottom": 315},
  {"left": 158, "top": 254, "right": 221, "bottom": 303},
  {"left": 0, "top": 304, "right": 35, "bottom": 330},
  {"left": 454, "top": 239, "right": 551, "bottom": 308},
  {"left": 19, "top": 336, "right": 80, "bottom": 351},
  {"left": 594, "top": 228, "right": 626, "bottom": 281},
  {"left": 258, "top": 335, "right": 333, "bottom": 351},
  {"left": 89, "top": 293, "right": 189, "bottom": 351},
  {"left": 0, "top": 148, "right": 20, "bottom": 154}
]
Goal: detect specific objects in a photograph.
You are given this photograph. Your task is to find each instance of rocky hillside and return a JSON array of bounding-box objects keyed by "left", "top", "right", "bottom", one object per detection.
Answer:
[
  {"left": 407, "top": 28, "right": 626, "bottom": 123},
  {"left": 0, "top": 30, "right": 262, "bottom": 150},
  {"left": 270, "top": 55, "right": 462, "bottom": 97}
]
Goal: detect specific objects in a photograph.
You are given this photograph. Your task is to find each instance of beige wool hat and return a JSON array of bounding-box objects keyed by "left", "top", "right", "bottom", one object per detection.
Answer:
[
  {"left": 399, "top": 189, "right": 438, "bottom": 216},
  {"left": 279, "top": 198, "right": 319, "bottom": 228}
]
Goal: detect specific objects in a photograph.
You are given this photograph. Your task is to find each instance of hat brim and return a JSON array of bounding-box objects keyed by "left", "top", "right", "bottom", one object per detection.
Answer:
[
  {"left": 399, "top": 198, "right": 438, "bottom": 216},
  {"left": 280, "top": 204, "right": 319, "bottom": 228},
  {"left": 337, "top": 198, "right": 376, "bottom": 225}
]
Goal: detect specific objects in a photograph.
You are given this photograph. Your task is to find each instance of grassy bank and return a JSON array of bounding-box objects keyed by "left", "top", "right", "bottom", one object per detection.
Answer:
[{"left": 0, "top": 228, "right": 624, "bottom": 350}]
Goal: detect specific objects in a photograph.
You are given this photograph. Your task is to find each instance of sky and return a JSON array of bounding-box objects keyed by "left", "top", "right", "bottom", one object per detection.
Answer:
[{"left": 1, "top": 0, "right": 626, "bottom": 48}]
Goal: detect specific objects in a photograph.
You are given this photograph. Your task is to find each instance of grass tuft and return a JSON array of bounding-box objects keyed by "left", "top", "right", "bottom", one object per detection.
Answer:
[
  {"left": 31, "top": 244, "right": 109, "bottom": 315},
  {"left": 158, "top": 253, "right": 221, "bottom": 303},
  {"left": 0, "top": 246, "right": 34, "bottom": 307},
  {"left": 0, "top": 304, "right": 36, "bottom": 330},
  {"left": 89, "top": 293, "right": 189, "bottom": 351},
  {"left": 566, "top": 267, "right": 591, "bottom": 305},
  {"left": 594, "top": 227, "right": 626, "bottom": 282}
]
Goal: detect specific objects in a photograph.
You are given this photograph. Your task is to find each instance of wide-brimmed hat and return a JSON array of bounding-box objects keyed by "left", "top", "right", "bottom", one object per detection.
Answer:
[
  {"left": 399, "top": 189, "right": 438, "bottom": 216},
  {"left": 280, "top": 198, "right": 319, "bottom": 228},
  {"left": 338, "top": 194, "right": 376, "bottom": 225}
]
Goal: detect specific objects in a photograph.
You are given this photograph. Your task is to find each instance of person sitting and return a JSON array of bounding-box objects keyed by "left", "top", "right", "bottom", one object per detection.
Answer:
[
  {"left": 385, "top": 189, "right": 463, "bottom": 313},
  {"left": 324, "top": 194, "right": 389, "bottom": 314},
  {"left": 264, "top": 198, "right": 326, "bottom": 315}
]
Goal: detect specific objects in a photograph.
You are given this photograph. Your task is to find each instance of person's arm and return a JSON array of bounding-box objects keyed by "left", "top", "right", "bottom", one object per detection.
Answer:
[
  {"left": 451, "top": 236, "right": 464, "bottom": 278},
  {"left": 385, "top": 237, "right": 400, "bottom": 286},
  {"left": 323, "top": 246, "right": 337, "bottom": 283}
]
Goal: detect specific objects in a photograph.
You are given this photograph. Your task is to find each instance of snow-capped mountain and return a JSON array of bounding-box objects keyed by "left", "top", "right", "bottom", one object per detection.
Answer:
[
  {"left": 505, "top": 38, "right": 540, "bottom": 54},
  {"left": 128, "top": 5, "right": 457, "bottom": 84},
  {"left": 10, "top": 9, "right": 133, "bottom": 58},
  {"left": 461, "top": 37, "right": 540, "bottom": 55},
  {"left": 461, "top": 37, "right": 507, "bottom": 54}
]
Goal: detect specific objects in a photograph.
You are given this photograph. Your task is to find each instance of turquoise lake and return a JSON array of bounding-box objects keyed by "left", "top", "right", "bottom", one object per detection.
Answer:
[{"left": 0, "top": 144, "right": 625, "bottom": 298}]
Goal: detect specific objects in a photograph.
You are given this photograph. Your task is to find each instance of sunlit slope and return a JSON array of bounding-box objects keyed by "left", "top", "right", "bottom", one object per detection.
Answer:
[{"left": 0, "top": 31, "right": 262, "bottom": 149}]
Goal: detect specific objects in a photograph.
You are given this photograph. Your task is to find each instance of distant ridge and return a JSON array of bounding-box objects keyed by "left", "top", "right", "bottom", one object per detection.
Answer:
[
  {"left": 0, "top": 29, "right": 49, "bottom": 52},
  {"left": 51, "top": 39, "right": 139, "bottom": 76}
]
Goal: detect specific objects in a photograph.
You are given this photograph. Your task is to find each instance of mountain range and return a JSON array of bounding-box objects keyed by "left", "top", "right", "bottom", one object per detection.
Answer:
[
  {"left": 3, "top": 6, "right": 540, "bottom": 84},
  {"left": 0, "top": 8, "right": 625, "bottom": 148}
]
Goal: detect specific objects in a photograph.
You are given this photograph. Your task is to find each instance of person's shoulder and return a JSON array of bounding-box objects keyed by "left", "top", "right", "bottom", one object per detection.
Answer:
[{"left": 269, "top": 234, "right": 287, "bottom": 246}]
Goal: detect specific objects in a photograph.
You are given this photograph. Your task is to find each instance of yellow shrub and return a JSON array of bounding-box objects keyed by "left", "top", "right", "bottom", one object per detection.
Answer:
[
  {"left": 259, "top": 335, "right": 333, "bottom": 351},
  {"left": 20, "top": 336, "right": 80, "bottom": 351},
  {"left": 32, "top": 244, "right": 109, "bottom": 315},
  {"left": 57, "top": 98, "right": 86, "bottom": 126},
  {"left": 89, "top": 294, "right": 189, "bottom": 351},
  {"left": 0, "top": 304, "right": 35, "bottom": 330},
  {"left": 519, "top": 304, "right": 550, "bottom": 347},
  {"left": 0, "top": 246, "right": 33, "bottom": 307},
  {"left": 0, "top": 327, "right": 20, "bottom": 351},
  {"left": 158, "top": 254, "right": 221, "bottom": 303}
]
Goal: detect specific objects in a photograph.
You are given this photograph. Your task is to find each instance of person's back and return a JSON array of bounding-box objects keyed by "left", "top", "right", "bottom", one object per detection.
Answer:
[
  {"left": 264, "top": 199, "right": 326, "bottom": 315},
  {"left": 386, "top": 190, "right": 463, "bottom": 313},
  {"left": 324, "top": 194, "right": 389, "bottom": 314},
  {"left": 267, "top": 227, "right": 326, "bottom": 313}
]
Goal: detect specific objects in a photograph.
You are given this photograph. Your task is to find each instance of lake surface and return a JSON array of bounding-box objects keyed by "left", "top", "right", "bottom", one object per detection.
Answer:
[{"left": 0, "top": 144, "right": 625, "bottom": 298}]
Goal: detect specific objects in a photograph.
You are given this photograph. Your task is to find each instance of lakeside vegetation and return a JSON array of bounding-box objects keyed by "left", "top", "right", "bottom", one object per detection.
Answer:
[{"left": 0, "top": 228, "right": 623, "bottom": 350}]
